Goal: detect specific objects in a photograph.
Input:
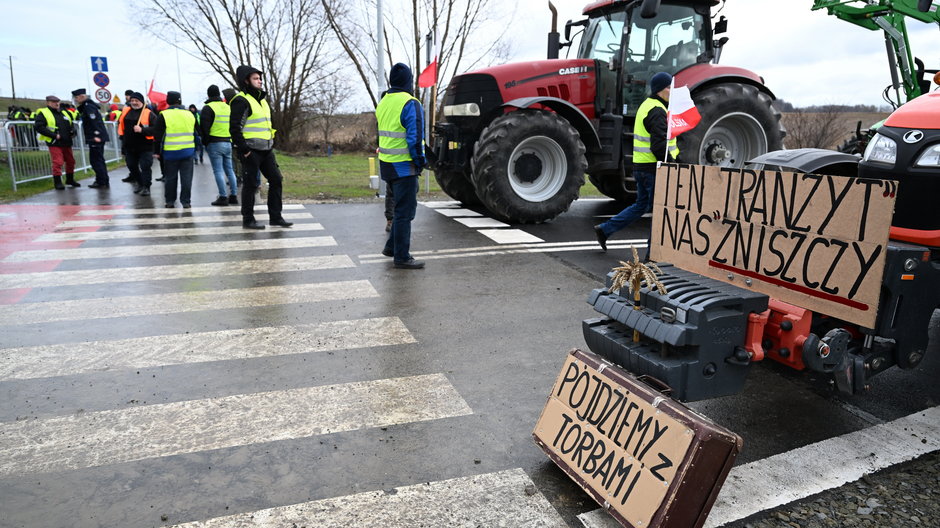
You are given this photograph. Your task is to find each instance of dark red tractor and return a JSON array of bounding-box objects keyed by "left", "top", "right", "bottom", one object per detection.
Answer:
[{"left": 431, "top": 0, "right": 786, "bottom": 223}]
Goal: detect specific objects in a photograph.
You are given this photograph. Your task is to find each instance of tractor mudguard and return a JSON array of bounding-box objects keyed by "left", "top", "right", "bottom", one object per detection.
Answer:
[
  {"left": 502, "top": 97, "right": 602, "bottom": 152},
  {"left": 748, "top": 148, "right": 861, "bottom": 176}
]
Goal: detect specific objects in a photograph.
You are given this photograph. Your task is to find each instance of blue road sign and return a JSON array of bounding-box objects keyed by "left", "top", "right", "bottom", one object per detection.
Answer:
[
  {"left": 90, "top": 56, "right": 108, "bottom": 72},
  {"left": 93, "top": 72, "right": 110, "bottom": 88}
]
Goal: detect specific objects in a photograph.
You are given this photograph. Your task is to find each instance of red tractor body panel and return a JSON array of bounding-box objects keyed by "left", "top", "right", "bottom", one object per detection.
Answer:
[
  {"left": 467, "top": 59, "right": 599, "bottom": 119},
  {"left": 674, "top": 63, "right": 767, "bottom": 92},
  {"left": 885, "top": 91, "right": 940, "bottom": 129}
]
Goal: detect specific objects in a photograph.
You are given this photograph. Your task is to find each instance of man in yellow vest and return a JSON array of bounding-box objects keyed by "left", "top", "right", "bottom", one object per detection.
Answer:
[
  {"left": 201, "top": 84, "right": 238, "bottom": 206},
  {"left": 33, "top": 95, "right": 79, "bottom": 190},
  {"left": 594, "top": 71, "right": 679, "bottom": 254},
  {"left": 139, "top": 91, "right": 197, "bottom": 208},
  {"left": 230, "top": 64, "right": 292, "bottom": 229},
  {"left": 376, "top": 63, "right": 426, "bottom": 269}
]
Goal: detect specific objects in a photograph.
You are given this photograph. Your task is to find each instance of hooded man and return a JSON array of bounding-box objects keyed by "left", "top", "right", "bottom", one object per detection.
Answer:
[
  {"left": 119, "top": 91, "right": 156, "bottom": 195},
  {"left": 140, "top": 91, "right": 198, "bottom": 208},
  {"left": 34, "top": 95, "right": 79, "bottom": 190},
  {"left": 230, "top": 64, "right": 292, "bottom": 229},
  {"left": 594, "top": 71, "right": 679, "bottom": 254},
  {"left": 201, "top": 84, "right": 238, "bottom": 206},
  {"left": 375, "top": 63, "right": 426, "bottom": 269},
  {"left": 73, "top": 88, "right": 111, "bottom": 188}
]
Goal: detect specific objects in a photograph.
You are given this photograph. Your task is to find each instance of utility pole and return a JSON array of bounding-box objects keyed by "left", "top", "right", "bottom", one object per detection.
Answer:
[
  {"left": 377, "top": 0, "right": 386, "bottom": 95},
  {"left": 8, "top": 56, "right": 15, "bottom": 101}
]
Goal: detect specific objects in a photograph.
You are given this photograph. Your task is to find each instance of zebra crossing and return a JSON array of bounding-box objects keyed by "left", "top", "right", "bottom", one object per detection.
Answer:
[{"left": 0, "top": 202, "right": 569, "bottom": 527}]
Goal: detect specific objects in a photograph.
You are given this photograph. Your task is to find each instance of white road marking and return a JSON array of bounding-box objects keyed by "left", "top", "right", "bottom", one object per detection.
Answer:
[
  {"left": 0, "top": 317, "right": 414, "bottom": 381},
  {"left": 576, "top": 406, "right": 940, "bottom": 528},
  {"left": 169, "top": 468, "right": 565, "bottom": 528},
  {"left": 477, "top": 229, "right": 544, "bottom": 244},
  {"left": 433, "top": 208, "right": 483, "bottom": 218},
  {"left": 454, "top": 217, "right": 510, "bottom": 228},
  {"left": 420, "top": 200, "right": 461, "bottom": 208},
  {"left": 0, "top": 255, "right": 354, "bottom": 291},
  {"left": 0, "top": 373, "right": 472, "bottom": 476},
  {"left": 57, "top": 212, "right": 313, "bottom": 227},
  {"left": 75, "top": 204, "right": 308, "bottom": 216},
  {"left": 36, "top": 223, "right": 323, "bottom": 241},
  {"left": 3, "top": 236, "right": 336, "bottom": 262},
  {"left": 0, "top": 280, "right": 377, "bottom": 326}
]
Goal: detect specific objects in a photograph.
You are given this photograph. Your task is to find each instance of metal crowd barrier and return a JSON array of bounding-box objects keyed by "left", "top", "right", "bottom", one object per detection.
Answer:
[{"left": 2, "top": 119, "right": 122, "bottom": 191}]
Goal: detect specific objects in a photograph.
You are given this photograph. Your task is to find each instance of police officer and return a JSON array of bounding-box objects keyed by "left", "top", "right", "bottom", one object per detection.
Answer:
[
  {"left": 594, "top": 71, "right": 678, "bottom": 253},
  {"left": 72, "top": 88, "right": 111, "bottom": 188},
  {"left": 34, "top": 95, "right": 79, "bottom": 190},
  {"left": 230, "top": 65, "right": 292, "bottom": 229},
  {"left": 140, "top": 91, "right": 197, "bottom": 208},
  {"left": 376, "top": 63, "right": 426, "bottom": 270}
]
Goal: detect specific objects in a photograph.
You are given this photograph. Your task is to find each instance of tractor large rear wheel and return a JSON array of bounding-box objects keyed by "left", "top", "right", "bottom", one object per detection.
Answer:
[
  {"left": 679, "top": 82, "right": 785, "bottom": 167},
  {"left": 434, "top": 169, "right": 481, "bottom": 206},
  {"left": 471, "top": 110, "right": 587, "bottom": 223}
]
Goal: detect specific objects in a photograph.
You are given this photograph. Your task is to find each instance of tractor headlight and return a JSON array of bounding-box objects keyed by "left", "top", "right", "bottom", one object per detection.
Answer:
[
  {"left": 914, "top": 144, "right": 940, "bottom": 167},
  {"left": 862, "top": 133, "right": 897, "bottom": 165},
  {"left": 443, "top": 103, "right": 481, "bottom": 117}
]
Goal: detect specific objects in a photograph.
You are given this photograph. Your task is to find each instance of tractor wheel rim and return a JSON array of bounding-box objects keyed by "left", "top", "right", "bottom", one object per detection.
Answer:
[
  {"left": 507, "top": 136, "right": 568, "bottom": 202},
  {"left": 699, "top": 112, "right": 768, "bottom": 167}
]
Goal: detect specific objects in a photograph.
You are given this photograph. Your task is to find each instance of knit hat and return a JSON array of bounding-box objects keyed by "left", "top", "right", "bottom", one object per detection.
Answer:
[
  {"left": 222, "top": 88, "right": 237, "bottom": 102},
  {"left": 125, "top": 89, "right": 134, "bottom": 96},
  {"left": 128, "top": 92, "right": 145, "bottom": 103},
  {"left": 649, "top": 72, "right": 673, "bottom": 95},
  {"left": 389, "top": 63, "right": 413, "bottom": 91},
  {"left": 207, "top": 84, "right": 221, "bottom": 97},
  {"left": 167, "top": 91, "right": 182, "bottom": 105}
]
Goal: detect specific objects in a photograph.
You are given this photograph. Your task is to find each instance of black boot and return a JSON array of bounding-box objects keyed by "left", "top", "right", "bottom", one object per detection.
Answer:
[
  {"left": 65, "top": 173, "right": 81, "bottom": 187},
  {"left": 53, "top": 175, "right": 65, "bottom": 190}
]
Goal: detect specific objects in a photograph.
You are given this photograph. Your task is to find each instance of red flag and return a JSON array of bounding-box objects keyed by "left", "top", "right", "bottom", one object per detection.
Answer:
[
  {"left": 418, "top": 59, "right": 437, "bottom": 88},
  {"left": 147, "top": 79, "right": 168, "bottom": 111},
  {"left": 667, "top": 83, "right": 701, "bottom": 139}
]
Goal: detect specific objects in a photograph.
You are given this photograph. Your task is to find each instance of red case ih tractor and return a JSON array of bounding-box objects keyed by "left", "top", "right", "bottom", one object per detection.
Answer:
[{"left": 431, "top": 0, "right": 785, "bottom": 223}]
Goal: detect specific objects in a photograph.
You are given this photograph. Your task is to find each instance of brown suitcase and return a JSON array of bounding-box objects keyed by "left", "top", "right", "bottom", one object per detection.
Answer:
[{"left": 533, "top": 348, "right": 742, "bottom": 528}]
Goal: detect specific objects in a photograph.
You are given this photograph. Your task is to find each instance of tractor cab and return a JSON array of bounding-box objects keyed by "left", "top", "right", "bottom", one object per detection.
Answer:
[{"left": 574, "top": 1, "right": 717, "bottom": 117}]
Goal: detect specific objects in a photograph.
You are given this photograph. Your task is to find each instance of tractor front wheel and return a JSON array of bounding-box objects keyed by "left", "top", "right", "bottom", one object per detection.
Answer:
[
  {"left": 434, "top": 169, "right": 481, "bottom": 206},
  {"left": 471, "top": 110, "right": 587, "bottom": 223}
]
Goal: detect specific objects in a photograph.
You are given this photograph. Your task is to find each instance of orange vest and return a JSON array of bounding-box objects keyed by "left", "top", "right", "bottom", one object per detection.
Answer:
[{"left": 118, "top": 107, "right": 154, "bottom": 140}]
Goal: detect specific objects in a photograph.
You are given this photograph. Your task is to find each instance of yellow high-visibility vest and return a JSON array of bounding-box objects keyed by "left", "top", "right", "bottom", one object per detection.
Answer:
[
  {"left": 232, "top": 92, "right": 273, "bottom": 149},
  {"left": 35, "top": 107, "right": 64, "bottom": 144},
  {"left": 633, "top": 97, "right": 679, "bottom": 164},
  {"left": 206, "top": 101, "right": 231, "bottom": 138},
  {"left": 161, "top": 108, "right": 196, "bottom": 151},
  {"left": 376, "top": 91, "right": 419, "bottom": 163}
]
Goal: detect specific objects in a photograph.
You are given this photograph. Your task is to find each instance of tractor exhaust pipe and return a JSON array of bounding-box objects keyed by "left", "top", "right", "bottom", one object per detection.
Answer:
[{"left": 547, "top": 1, "right": 560, "bottom": 59}]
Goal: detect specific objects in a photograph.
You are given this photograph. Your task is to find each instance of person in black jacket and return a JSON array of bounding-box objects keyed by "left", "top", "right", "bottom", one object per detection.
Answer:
[
  {"left": 34, "top": 95, "right": 78, "bottom": 190},
  {"left": 119, "top": 92, "right": 157, "bottom": 196},
  {"left": 72, "top": 88, "right": 111, "bottom": 188},
  {"left": 594, "top": 72, "right": 678, "bottom": 254},
  {"left": 230, "top": 65, "right": 292, "bottom": 229}
]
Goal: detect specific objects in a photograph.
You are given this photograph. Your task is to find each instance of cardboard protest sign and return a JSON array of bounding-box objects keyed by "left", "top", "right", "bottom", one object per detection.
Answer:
[
  {"left": 650, "top": 164, "right": 896, "bottom": 328},
  {"left": 534, "top": 349, "right": 741, "bottom": 528}
]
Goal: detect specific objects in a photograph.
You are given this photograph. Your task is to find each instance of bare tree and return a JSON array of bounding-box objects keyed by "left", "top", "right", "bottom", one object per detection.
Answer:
[
  {"left": 782, "top": 107, "right": 848, "bottom": 150},
  {"left": 321, "top": 0, "right": 515, "bottom": 114},
  {"left": 132, "top": 0, "right": 338, "bottom": 149},
  {"left": 308, "top": 77, "right": 353, "bottom": 146}
]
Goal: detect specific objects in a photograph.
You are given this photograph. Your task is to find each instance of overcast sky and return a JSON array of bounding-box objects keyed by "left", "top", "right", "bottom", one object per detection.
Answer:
[{"left": 2, "top": 1, "right": 937, "bottom": 110}]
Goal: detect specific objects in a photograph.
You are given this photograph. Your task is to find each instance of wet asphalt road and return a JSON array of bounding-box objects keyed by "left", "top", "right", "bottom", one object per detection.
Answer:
[{"left": 0, "top": 163, "right": 937, "bottom": 528}]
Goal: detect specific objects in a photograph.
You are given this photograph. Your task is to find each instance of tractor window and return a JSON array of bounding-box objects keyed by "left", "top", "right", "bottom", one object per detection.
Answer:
[{"left": 578, "top": 11, "right": 627, "bottom": 63}]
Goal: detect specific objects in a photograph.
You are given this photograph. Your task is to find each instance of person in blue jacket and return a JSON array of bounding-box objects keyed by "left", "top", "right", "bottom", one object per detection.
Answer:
[{"left": 376, "top": 63, "right": 426, "bottom": 269}]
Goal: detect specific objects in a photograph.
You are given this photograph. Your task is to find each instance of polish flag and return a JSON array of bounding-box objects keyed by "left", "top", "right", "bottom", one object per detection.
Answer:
[
  {"left": 667, "top": 82, "right": 701, "bottom": 140},
  {"left": 417, "top": 36, "right": 439, "bottom": 88},
  {"left": 147, "top": 79, "right": 168, "bottom": 111}
]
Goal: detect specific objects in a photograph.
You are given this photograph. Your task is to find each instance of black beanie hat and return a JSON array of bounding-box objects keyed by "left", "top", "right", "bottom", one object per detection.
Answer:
[
  {"left": 207, "top": 85, "right": 220, "bottom": 97},
  {"left": 128, "top": 92, "right": 145, "bottom": 103},
  {"left": 125, "top": 89, "right": 134, "bottom": 96},
  {"left": 649, "top": 72, "right": 673, "bottom": 95},
  {"left": 388, "top": 63, "right": 413, "bottom": 90},
  {"left": 167, "top": 91, "right": 182, "bottom": 105}
]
